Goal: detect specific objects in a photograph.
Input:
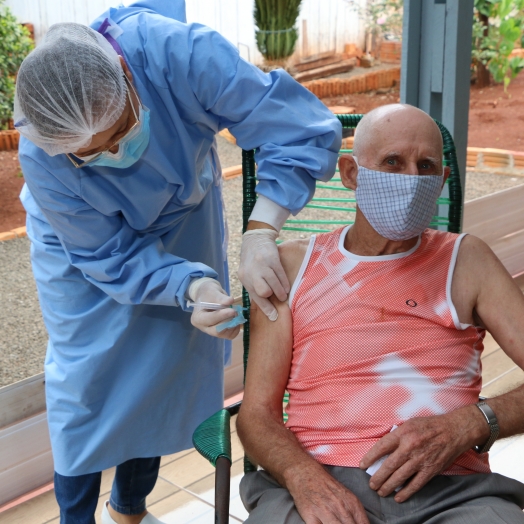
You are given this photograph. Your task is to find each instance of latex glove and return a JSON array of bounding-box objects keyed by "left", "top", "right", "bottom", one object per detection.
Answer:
[
  {"left": 238, "top": 229, "right": 290, "bottom": 321},
  {"left": 188, "top": 278, "right": 240, "bottom": 340}
]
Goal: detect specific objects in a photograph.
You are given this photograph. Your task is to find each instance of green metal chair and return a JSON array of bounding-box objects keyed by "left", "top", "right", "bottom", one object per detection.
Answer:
[{"left": 192, "top": 114, "right": 463, "bottom": 524}]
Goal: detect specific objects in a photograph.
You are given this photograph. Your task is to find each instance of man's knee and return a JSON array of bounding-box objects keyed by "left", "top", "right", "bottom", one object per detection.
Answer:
[
  {"left": 240, "top": 471, "right": 304, "bottom": 524},
  {"left": 427, "top": 497, "right": 524, "bottom": 524}
]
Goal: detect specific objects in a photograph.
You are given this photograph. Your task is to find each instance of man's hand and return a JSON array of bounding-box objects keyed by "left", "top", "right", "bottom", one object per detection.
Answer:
[
  {"left": 238, "top": 224, "right": 290, "bottom": 321},
  {"left": 286, "top": 464, "right": 369, "bottom": 524},
  {"left": 359, "top": 407, "right": 488, "bottom": 503}
]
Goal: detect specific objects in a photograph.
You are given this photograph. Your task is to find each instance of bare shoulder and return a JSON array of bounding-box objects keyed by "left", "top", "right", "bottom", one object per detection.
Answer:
[
  {"left": 452, "top": 233, "right": 519, "bottom": 325},
  {"left": 455, "top": 234, "right": 503, "bottom": 273},
  {"left": 457, "top": 233, "right": 494, "bottom": 256},
  {"left": 278, "top": 238, "right": 312, "bottom": 289},
  {"left": 454, "top": 234, "right": 507, "bottom": 290}
]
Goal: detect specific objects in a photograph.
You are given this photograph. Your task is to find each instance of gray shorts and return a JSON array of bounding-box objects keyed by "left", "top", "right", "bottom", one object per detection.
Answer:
[{"left": 240, "top": 466, "right": 524, "bottom": 524}]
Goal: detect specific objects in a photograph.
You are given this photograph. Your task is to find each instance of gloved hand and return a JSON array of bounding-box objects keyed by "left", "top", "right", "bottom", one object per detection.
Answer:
[
  {"left": 188, "top": 278, "right": 241, "bottom": 340},
  {"left": 238, "top": 229, "right": 290, "bottom": 321}
]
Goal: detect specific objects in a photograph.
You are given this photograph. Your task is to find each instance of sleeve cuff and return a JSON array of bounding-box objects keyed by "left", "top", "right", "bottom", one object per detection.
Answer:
[{"left": 248, "top": 195, "right": 290, "bottom": 232}]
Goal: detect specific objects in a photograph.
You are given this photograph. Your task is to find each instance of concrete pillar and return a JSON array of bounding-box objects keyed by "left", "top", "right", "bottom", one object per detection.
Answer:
[{"left": 401, "top": 0, "right": 474, "bottom": 227}]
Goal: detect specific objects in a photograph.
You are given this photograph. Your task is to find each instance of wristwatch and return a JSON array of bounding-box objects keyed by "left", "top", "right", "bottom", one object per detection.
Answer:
[{"left": 474, "top": 401, "right": 500, "bottom": 454}]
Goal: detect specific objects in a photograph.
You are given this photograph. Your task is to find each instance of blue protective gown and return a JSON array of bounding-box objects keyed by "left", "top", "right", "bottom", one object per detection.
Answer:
[{"left": 18, "top": 0, "right": 341, "bottom": 476}]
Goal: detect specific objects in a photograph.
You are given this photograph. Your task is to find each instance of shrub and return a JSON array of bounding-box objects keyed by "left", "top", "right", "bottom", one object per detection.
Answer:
[
  {"left": 0, "top": 0, "right": 33, "bottom": 130},
  {"left": 472, "top": 0, "right": 524, "bottom": 89}
]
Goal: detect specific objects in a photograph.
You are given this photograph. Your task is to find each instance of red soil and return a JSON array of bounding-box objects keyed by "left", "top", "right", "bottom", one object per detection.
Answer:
[
  {"left": 0, "top": 151, "right": 25, "bottom": 232},
  {"left": 467, "top": 72, "right": 524, "bottom": 150},
  {"left": 322, "top": 71, "right": 524, "bottom": 151}
]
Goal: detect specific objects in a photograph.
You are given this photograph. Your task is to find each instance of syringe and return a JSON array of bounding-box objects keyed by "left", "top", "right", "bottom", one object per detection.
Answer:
[{"left": 186, "top": 301, "right": 246, "bottom": 310}]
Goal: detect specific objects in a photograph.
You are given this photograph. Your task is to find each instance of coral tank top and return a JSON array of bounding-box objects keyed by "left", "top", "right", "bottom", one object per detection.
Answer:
[{"left": 286, "top": 226, "right": 489, "bottom": 474}]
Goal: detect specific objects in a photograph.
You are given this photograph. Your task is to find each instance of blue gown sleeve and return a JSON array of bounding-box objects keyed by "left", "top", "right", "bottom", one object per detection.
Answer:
[
  {"left": 19, "top": 154, "right": 217, "bottom": 308},
  {"left": 186, "top": 26, "right": 342, "bottom": 215}
]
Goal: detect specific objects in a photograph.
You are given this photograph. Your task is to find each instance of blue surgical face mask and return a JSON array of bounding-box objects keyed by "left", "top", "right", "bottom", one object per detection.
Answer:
[
  {"left": 78, "top": 104, "right": 150, "bottom": 169},
  {"left": 354, "top": 158, "right": 444, "bottom": 241}
]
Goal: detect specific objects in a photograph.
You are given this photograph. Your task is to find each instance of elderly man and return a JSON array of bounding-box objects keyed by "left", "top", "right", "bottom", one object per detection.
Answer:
[{"left": 237, "top": 104, "right": 524, "bottom": 524}]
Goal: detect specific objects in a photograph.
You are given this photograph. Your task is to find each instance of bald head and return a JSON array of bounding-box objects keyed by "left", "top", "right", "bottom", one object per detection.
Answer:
[
  {"left": 338, "top": 103, "right": 449, "bottom": 195},
  {"left": 352, "top": 104, "right": 443, "bottom": 171}
]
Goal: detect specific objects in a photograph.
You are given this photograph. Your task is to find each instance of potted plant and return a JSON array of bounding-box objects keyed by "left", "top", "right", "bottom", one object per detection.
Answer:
[
  {"left": 254, "top": 0, "right": 302, "bottom": 66},
  {"left": 0, "top": 0, "right": 33, "bottom": 150}
]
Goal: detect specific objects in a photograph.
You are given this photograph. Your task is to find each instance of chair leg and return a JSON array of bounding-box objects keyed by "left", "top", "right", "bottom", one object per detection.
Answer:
[{"left": 215, "top": 456, "right": 231, "bottom": 524}]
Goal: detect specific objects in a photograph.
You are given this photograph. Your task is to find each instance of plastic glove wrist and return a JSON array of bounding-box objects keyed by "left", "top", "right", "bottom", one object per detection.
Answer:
[
  {"left": 248, "top": 195, "right": 290, "bottom": 232},
  {"left": 187, "top": 277, "right": 223, "bottom": 301},
  {"left": 242, "top": 229, "right": 279, "bottom": 242}
]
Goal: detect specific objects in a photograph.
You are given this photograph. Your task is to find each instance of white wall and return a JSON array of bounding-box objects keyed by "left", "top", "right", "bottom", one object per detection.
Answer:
[
  {"left": 7, "top": 0, "right": 365, "bottom": 64},
  {"left": 6, "top": 0, "right": 117, "bottom": 43},
  {"left": 186, "top": 0, "right": 366, "bottom": 64}
]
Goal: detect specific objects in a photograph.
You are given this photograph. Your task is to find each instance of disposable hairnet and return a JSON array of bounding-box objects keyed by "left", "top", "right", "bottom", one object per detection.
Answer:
[{"left": 14, "top": 23, "right": 126, "bottom": 156}]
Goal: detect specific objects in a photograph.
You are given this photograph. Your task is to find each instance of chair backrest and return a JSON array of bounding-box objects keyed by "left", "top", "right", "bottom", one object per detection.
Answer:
[{"left": 240, "top": 113, "right": 463, "bottom": 472}]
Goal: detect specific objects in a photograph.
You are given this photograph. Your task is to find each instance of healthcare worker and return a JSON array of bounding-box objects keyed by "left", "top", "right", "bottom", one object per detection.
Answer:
[{"left": 14, "top": 1, "right": 341, "bottom": 523}]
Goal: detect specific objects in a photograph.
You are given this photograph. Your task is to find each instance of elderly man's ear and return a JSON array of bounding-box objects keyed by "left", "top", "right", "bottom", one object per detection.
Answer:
[
  {"left": 338, "top": 154, "right": 358, "bottom": 190},
  {"left": 443, "top": 166, "right": 451, "bottom": 186}
]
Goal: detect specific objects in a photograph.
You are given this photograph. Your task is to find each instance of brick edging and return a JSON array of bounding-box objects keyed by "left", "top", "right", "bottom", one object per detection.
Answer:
[
  {"left": 0, "top": 130, "right": 20, "bottom": 151},
  {"left": 467, "top": 147, "right": 524, "bottom": 174},
  {"left": 301, "top": 66, "right": 401, "bottom": 98},
  {"left": 0, "top": 226, "right": 26, "bottom": 242}
]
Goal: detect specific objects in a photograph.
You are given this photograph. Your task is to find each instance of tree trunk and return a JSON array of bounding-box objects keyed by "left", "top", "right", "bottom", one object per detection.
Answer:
[{"left": 476, "top": 12, "right": 491, "bottom": 88}]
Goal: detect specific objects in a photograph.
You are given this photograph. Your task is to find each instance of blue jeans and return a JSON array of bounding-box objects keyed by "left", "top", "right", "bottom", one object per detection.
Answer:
[{"left": 54, "top": 457, "right": 161, "bottom": 524}]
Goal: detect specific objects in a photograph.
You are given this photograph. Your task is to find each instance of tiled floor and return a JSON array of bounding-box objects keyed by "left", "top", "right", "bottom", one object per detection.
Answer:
[
  {"left": 2, "top": 335, "right": 524, "bottom": 523},
  {"left": 0, "top": 417, "right": 248, "bottom": 524}
]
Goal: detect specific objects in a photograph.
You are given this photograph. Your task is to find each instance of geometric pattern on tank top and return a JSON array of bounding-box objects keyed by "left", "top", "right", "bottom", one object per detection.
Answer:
[{"left": 286, "top": 226, "right": 490, "bottom": 475}]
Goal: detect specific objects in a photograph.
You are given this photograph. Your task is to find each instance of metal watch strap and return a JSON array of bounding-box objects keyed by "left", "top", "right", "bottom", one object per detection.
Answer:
[{"left": 474, "top": 401, "right": 500, "bottom": 454}]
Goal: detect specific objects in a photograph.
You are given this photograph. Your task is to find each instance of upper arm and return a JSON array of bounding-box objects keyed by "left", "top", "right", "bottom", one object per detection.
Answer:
[
  {"left": 454, "top": 235, "right": 524, "bottom": 369},
  {"left": 243, "top": 297, "right": 293, "bottom": 421},
  {"left": 278, "top": 239, "right": 310, "bottom": 290},
  {"left": 242, "top": 240, "right": 309, "bottom": 419}
]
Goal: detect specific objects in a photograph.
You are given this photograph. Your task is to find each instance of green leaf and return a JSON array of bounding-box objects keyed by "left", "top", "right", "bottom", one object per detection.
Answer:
[
  {"left": 499, "top": 0, "right": 513, "bottom": 18},
  {"left": 0, "top": 0, "right": 33, "bottom": 124},
  {"left": 472, "top": 0, "right": 524, "bottom": 89}
]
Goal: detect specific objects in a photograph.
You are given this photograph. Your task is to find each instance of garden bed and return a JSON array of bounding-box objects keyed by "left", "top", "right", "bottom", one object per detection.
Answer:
[{"left": 322, "top": 69, "right": 524, "bottom": 151}]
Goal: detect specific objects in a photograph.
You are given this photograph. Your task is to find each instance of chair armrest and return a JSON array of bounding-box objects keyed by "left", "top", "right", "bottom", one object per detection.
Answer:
[{"left": 192, "top": 402, "right": 242, "bottom": 466}]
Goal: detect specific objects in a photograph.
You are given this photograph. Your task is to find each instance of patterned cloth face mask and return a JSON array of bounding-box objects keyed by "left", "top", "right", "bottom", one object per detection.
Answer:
[{"left": 354, "top": 158, "right": 444, "bottom": 241}]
